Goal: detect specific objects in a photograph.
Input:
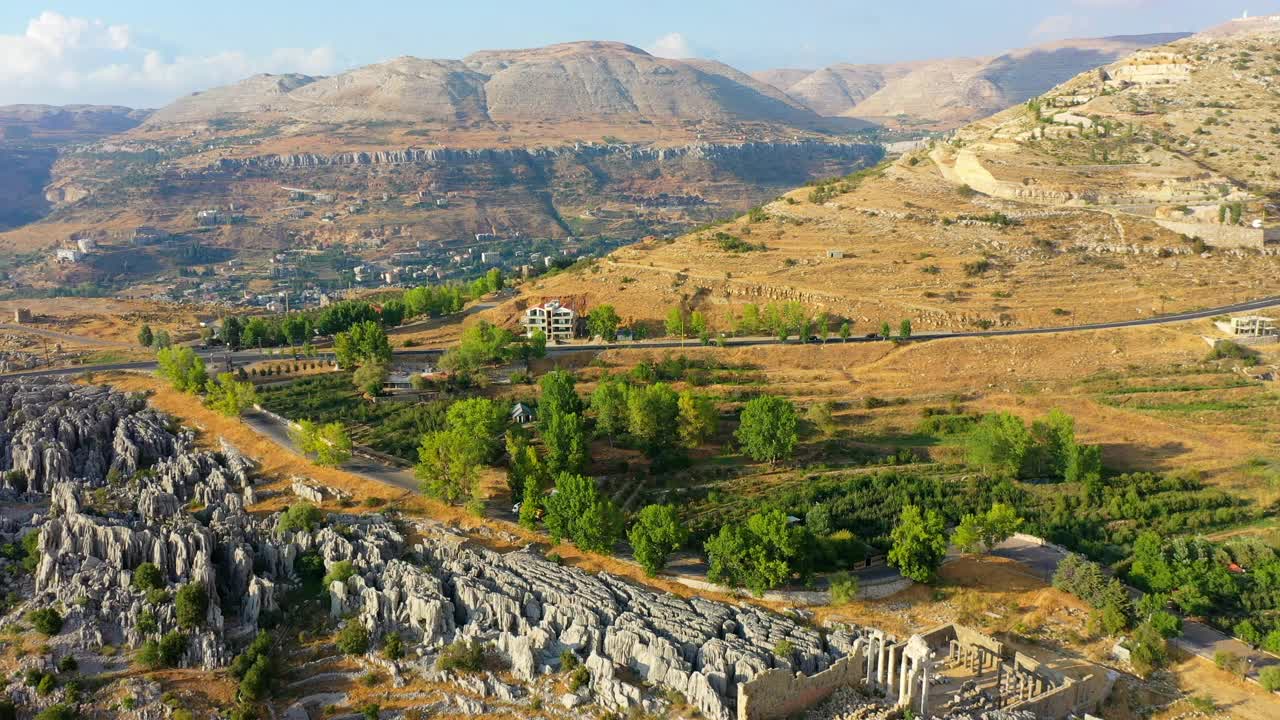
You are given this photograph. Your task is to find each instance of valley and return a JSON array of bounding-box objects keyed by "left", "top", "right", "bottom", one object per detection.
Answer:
[{"left": 0, "top": 10, "right": 1279, "bottom": 720}]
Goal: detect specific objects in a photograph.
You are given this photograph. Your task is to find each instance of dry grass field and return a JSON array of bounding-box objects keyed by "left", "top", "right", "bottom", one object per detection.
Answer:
[{"left": 492, "top": 157, "right": 1278, "bottom": 338}]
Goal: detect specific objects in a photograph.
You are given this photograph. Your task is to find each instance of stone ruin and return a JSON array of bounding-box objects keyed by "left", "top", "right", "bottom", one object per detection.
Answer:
[{"left": 0, "top": 378, "right": 1112, "bottom": 720}]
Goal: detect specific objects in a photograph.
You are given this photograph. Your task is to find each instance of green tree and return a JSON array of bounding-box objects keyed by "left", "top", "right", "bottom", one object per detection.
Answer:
[
  {"left": 175, "top": 583, "right": 209, "bottom": 629},
  {"left": 689, "top": 311, "right": 708, "bottom": 339},
  {"left": 705, "top": 509, "right": 804, "bottom": 596},
  {"left": 544, "top": 473, "right": 623, "bottom": 554},
  {"left": 879, "top": 321, "right": 892, "bottom": 340},
  {"left": 282, "top": 314, "right": 311, "bottom": 345},
  {"left": 838, "top": 321, "right": 851, "bottom": 342},
  {"left": 664, "top": 306, "right": 687, "bottom": 338},
  {"left": 485, "top": 268, "right": 504, "bottom": 293},
  {"left": 954, "top": 503, "right": 1022, "bottom": 555},
  {"left": 735, "top": 395, "right": 798, "bottom": 464},
  {"left": 737, "top": 304, "right": 761, "bottom": 335},
  {"left": 205, "top": 372, "right": 259, "bottom": 416},
  {"left": 445, "top": 398, "right": 507, "bottom": 463},
  {"left": 138, "top": 324, "right": 154, "bottom": 347},
  {"left": 965, "top": 412, "right": 1032, "bottom": 478},
  {"left": 290, "top": 420, "right": 353, "bottom": 467},
  {"left": 222, "top": 316, "right": 244, "bottom": 349},
  {"left": 887, "top": 505, "right": 948, "bottom": 583},
  {"left": 542, "top": 411, "right": 588, "bottom": 475},
  {"left": 352, "top": 361, "right": 389, "bottom": 397},
  {"left": 505, "top": 432, "right": 548, "bottom": 502},
  {"left": 156, "top": 346, "right": 207, "bottom": 394},
  {"left": 153, "top": 329, "right": 172, "bottom": 349},
  {"left": 629, "top": 505, "right": 688, "bottom": 576},
  {"left": 416, "top": 428, "right": 482, "bottom": 504},
  {"left": 627, "top": 383, "right": 680, "bottom": 452},
  {"left": 334, "top": 320, "right": 392, "bottom": 369},
  {"left": 952, "top": 514, "right": 983, "bottom": 555},
  {"left": 539, "top": 370, "right": 583, "bottom": 418},
  {"left": 899, "top": 319, "right": 912, "bottom": 339},
  {"left": 677, "top": 391, "right": 718, "bottom": 448},
  {"left": 590, "top": 379, "right": 630, "bottom": 437},
  {"left": 587, "top": 305, "right": 621, "bottom": 342}
]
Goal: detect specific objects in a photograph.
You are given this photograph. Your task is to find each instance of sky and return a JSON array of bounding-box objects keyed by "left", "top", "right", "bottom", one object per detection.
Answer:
[{"left": 2, "top": 1, "right": 1278, "bottom": 107}]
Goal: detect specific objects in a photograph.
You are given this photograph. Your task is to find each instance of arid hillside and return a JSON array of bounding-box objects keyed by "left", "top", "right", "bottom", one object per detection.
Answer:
[
  {"left": 753, "top": 33, "right": 1187, "bottom": 130},
  {"left": 493, "top": 26, "right": 1280, "bottom": 334}
]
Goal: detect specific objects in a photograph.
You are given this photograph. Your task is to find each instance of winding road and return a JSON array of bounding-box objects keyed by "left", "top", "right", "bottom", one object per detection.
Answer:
[{"left": 4, "top": 295, "right": 1279, "bottom": 379}]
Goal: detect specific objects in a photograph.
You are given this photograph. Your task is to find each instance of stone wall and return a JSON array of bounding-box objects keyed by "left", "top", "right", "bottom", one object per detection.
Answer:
[
  {"left": 1151, "top": 218, "right": 1268, "bottom": 249},
  {"left": 1009, "top": 670, "right": 1116, "bottom": 719},
  {"left": 736, "top": 653, "right": 865, "bottom": 720}
]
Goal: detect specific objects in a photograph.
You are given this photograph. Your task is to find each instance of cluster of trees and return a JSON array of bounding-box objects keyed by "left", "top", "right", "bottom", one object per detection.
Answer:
[
  {"left": 289, "top": 420, "right": 353, "bottom": 467},
  {"left": 156, "top": 347, "right": 258, "bottom": 417},
  {"left": 334, "top": 321, "right": 392, "bottom": 370},
  {"left": 211, "top": 274, "right": 501, "bottom": 352},
  {"left": 416, "top": 397, "right": 508, "bottom": 508},
  {"left": 439, "top": 320, "right": 531, "bottom": 374},
  {"left": 590, "top": 376, "right": 718, "bottom": 460},
  {"left": 705, "top": 508, "right": 806, "bottom": 596},
  {"left": 587, "top": 305, "right": 622, "bottom": 342},
  {"left": 729, "top": 302, "right": 852, "bottom": 343},
  {"left": 964, "top": 410, "right": 1102, "bottom": 482},
  {"left": 137, "top": 324, "right": 172, "bottom": 349}
]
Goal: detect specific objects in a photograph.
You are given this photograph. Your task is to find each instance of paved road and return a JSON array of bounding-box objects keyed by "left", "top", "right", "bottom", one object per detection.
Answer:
[
  {"left": 7, "top": 295, "right": 1278, "bottom": 380},
  {"left": 992, "top": 536, "right": 1279, "bottom": 682},
  {"left": 240, "top": 409, "right": 419, "bottom": 493}
]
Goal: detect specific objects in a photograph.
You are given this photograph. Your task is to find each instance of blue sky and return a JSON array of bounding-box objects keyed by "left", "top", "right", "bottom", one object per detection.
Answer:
[{"left": 2, "top": 1, "right": 1277, "bottom": 107}]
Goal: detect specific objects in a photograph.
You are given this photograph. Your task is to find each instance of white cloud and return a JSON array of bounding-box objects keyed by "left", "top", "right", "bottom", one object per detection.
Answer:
[
  {"left": 0, "top": 11, "right": 340, "bottom": 107},
  {"left": 646, "top": 32, "right": 698, "bottom": 59},
  {"left": 1032, "top": 14, "right": 1093, "bottom": 37}
]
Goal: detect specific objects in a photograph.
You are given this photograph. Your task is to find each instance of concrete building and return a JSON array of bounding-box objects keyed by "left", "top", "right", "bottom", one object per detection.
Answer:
[
  {"left": 55, "top": 248, "right": 83, "bottom": 264},
  {"left": 13, "top": 308, "right": 32, "bottom": 324},
  {"left": 521, "top": 299, "right": 577, "bottom": 341},
  {"left": 75, "top": 237, "right": 97, "bottom": 254},
  {"left": 1210, "top": 315, "right": 1279, "bottom": 346}
]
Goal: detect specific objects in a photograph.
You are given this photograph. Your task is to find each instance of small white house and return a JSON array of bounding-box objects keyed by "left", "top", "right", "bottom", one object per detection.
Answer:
[
  {"left": 55, "top": 248, "right": 83, "bottom": 264},
  {"left": 511, "top": 402, "right": 535, "bottom": 424}
]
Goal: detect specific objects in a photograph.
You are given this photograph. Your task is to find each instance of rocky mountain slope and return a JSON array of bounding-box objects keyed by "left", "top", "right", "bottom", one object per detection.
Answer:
[
  {"left": 143, "top": 41, "right": 851, "bottom": 136},
  {"left": 754, "top": 33, "right": 1188, "bottom": 129},
  {"left": 493, "top": 25, "right": 1280, "bottom": 336}
]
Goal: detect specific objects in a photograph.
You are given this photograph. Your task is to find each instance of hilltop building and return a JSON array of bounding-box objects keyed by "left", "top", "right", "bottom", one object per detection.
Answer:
[{"left": 521, "top": 299, "right": 577, "bottom": 341}]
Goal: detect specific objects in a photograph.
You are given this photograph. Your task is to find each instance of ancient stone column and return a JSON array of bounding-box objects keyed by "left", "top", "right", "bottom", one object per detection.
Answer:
[
  {"left": 898, "top": 656, "right": 912, "bottom": 707},
  {"left": 919, "top": 659, "right": 930, "bottom": 718},
  {"left": 887, "top": 644, "right": 898, "bottom": 697}
]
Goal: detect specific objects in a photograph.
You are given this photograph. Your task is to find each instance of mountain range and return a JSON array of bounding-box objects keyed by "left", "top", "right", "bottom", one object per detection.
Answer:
[{"left": 752, "top": 33, "right": 1189, "bottom": 130}]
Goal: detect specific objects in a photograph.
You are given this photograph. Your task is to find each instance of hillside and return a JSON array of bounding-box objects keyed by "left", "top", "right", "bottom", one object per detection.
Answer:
[
  {"left": 0, "top": 41, "right": 886, "bottom": 295},
  {"left": 754, "top": 33, "right": 1188, "bottom": 130},
  {"left": 493, "top": 27, "right": 1280, "bottom": 335},
  {"left": 140, "top": 41, "right": 858, "bottom": 144}
]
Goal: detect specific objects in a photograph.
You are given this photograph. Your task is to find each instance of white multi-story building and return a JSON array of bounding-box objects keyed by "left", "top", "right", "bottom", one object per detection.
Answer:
[{"left": 522, "top": 299, "right": 577, "bottom": 341}]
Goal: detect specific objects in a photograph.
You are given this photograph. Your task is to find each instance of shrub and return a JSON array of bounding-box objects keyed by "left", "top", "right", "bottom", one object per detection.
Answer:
[
  {"left": 382, "top": 631, "right": 404, "bottom": 661},
  {"left": 436, "top": 639, "right": 489, "bottom": 673},
  {"left": 567, "top": 664, "right": 590, "bottom": 692},
  {"left": 278, "top": 502, "right": 323, "bottom": 534},
  {"left": 336, "top": 623, "right": 370, "bottom": 655},
  {"left": 1260, "top": 665, "right": 1280, "bottom": 692},
  {"left": 29, "top": 608, "right": 63, "bottom": 636},
  {"left": 57, "top": 655, "right": 78, "bottom": 673},
  {"left": 36, "top": 673, "right": 57, "bottom": 695},
  {"left": 158, "top": 631, "right": 188, "bottom": 667},
  {"left": 34, "top": 705, "right": 76, "bottom": 720},
  {"left": 132, "top": 562, "right": 164, "bottom": 592},
  {"left": 322, "top": 560, "right": 357, "bottom": 589},
  {"left": 175, "top": 583, "right": 209, "bottom": 629},
  {"left": 829, "top": 572, "right": 860, "bottom": 605}
]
